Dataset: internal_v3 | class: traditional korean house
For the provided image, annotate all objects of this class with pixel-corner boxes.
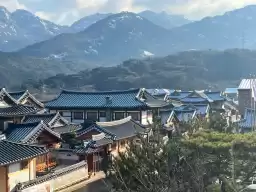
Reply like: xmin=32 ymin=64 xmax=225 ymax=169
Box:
xmin=3 ymin=121 xmax=62 ymax=172
xmin=146 ymin=89 xmax=173 ymax=100
xmin=45 ymin=88 xmax=172 ymax=125
xmin=166 ymin=90 xmax=225 ymax=112
xmin=22 ymin=112 xmax=82 ymax=134
xmin=8 ymin=90 xmax=44 ymax=110
xmin=75 ymin=116 xmax=149 ymax=173
xmin=0 ymin=104 xmax=38 ymax=132
xmin=237 ymin=108 xmax=256 ymax=133
xmin=0 ymin=139 xmax=48 ymax=192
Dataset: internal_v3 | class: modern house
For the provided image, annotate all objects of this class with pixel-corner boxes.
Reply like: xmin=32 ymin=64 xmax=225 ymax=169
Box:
xmin=237 ymin=79 xmax=256 ymax=115
xmin=0 ymin=139 xmax=48 ymax=192
xmin=45 ymin=88 xmax=172 ymax=125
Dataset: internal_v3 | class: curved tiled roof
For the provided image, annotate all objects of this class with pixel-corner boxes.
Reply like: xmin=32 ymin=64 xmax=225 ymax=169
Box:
xmin=5 ymin=121 xmax=61 ymax=144
xmin=8 ymin=90 xmax=26 ymax=100
xmin=45 ymin=89 xmax=147 ymax=109
xmin=0 ymin=140 xmax=48 ymax=166
xmin=22 ymin=113 xmax=57 ymax=125
xmin=0 ymin=104 xmax=38 ymax=117
xmin=96 ymin=116 xmax=147 ymax=140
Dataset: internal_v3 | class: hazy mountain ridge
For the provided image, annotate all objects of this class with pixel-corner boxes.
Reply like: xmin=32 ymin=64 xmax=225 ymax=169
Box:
xmin=27 ymin=49 xmax=253 ymax=91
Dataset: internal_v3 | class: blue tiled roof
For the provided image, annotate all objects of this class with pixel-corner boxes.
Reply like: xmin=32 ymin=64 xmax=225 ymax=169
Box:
xmin=5 ymin=122 xmax=41 ymax=143
xmin=5 ymin=121 xmax=61 ymax=143
xmin=174 ymin=104 xmax=209 ymax=115
xmin=238 ymin=108 xmax=256 ymax=129
xmin=0 ymin=140 xmax=48 ymax=166
xmin=22 ymin=113 xmax=56 ymax=125
xmin=167 ymin=91 xmax=191 ymax=100
xmin=45 ymin=89 xmax=147 ymax=109
xmin=205 ymin=91 xmax=225 ymax=101
xmin=180 ymin=97 xmax=208 ymax=103
xmin=8 ymin=91 xmax=26 ymax=100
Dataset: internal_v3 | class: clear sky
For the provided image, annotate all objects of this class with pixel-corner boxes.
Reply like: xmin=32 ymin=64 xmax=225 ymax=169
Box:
xmin=1 ymin=0 xmax=256 ymax=25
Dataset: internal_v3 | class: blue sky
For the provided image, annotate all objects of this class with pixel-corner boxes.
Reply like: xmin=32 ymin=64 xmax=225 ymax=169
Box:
xmin=1 ymin=0 xmax=256 ymax=25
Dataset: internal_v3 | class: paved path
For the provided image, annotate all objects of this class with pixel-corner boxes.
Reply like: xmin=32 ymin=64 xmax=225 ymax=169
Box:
xmin=58 ymin=172 xmax=109 ymax=192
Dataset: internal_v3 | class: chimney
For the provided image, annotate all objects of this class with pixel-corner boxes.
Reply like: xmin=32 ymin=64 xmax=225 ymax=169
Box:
xmin=105 ymin=96 xmax=112 ymax=104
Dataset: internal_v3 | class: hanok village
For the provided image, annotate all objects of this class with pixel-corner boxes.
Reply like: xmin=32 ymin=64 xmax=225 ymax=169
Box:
xmin=0 ymin=79 xmax=255 ymax=192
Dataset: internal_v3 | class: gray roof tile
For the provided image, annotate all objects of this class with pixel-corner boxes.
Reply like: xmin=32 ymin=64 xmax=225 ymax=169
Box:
xmin=0 ymin=140 xmax=48 ymax=166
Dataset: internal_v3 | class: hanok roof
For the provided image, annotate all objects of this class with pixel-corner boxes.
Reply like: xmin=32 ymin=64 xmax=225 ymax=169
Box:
xmin=167 ymin=109 xmax=197 ymax=123
xmin=8 ymin=90 xmax=26 ymax=100
xmin=137 ymin=88 xmax=173 ymax=108
xmin=175 ymin=104 xmax=209 ymax=115
xmin=45 ymin=89 xmax=147 ymax=109
xmin=76 ymin=122 xmax=116 ymax=139
xmin=0 ymin=104 xmax=38 ymax=117
xmin=238 ymin=79 xmax=256 ymax=90
xmin=0 ymin=88 xmax=18 ymax=105
xmin=237 ymin=108 xmax=256 ymax=129
xmin=0 ymin=140 xmax=48 ymax=166
xmin=11 ymin=90 xmax=44 ymax=108
xmin=224 ymin=88 xmax=238 ymax=94
xmin=45 ymin=88 xmax=171 ymax=109
xmin=22 ymin=112 xmax=69 ymax=127
xmin=167 ymin=90 xmax=224 ymax=103
xmin=96 ymin=116 xmax=148 ymax=140
xmin=52 ymin=124 xmax=82 ymax=134
xmin=146 ymin=89 xmax=172 ymax=96
xmin=167 ymin=91 xmax=191 ymax=100
xmin=4 ymin=121 xmax=61 ymax=144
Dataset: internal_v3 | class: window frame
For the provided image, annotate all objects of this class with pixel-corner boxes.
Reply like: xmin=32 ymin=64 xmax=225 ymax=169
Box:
xmin=114 ymin=112 xmax=125 ymax=120
xmin=73 ymin=111 xmax=84 ymax=120
xmin=86 ymin=111 xmax=98 ymax=121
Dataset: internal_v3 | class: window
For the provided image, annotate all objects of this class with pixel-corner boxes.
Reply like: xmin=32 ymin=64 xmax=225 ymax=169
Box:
xmin=87 ymin=112 xmax=98 ymax=121
xmin=99 ymin=112 xmax=106 ymax=117
xmin=20 ymin=160 xmax=29 ymax=170
xmin=127 ymin=112 xmax=140 ymax=121
xmin=73 ymin=112 xmax=84 ymax=120
xmin=114 ymin=112 xmax=125 ymax=120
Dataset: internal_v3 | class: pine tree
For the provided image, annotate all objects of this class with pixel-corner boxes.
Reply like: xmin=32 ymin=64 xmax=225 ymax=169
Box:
xmin=106 ymin=117 xmax=208 ymax=192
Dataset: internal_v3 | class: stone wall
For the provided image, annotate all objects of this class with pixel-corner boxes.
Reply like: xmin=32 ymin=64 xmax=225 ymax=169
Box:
xmin=15 ymin=161 xmax=88 ymax=192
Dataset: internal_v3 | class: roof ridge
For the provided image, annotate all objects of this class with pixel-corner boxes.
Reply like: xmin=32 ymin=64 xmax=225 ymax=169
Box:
xmin=96 ymin=116 xmax=132 ymax=127
xmin=24 ymin=113 xmax=56 ymax=117
xmin=1 ymin=139 xmax=47 ymax=149
xmin=9 ymin=121 xmax=41 ymax=127
xmin=61 ymin=88 xmax=141 ymax=94
xmin=8 ymin=90 xmax=26 ymax=94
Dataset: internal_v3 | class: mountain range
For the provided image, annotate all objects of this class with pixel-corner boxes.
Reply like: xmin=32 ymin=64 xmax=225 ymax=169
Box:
xmin=0 ymin=7 xmax=190 ymax=52
xmin=27 ymin=49 xmax=253 ymax=92
xmin=17 ymin=5 xmax=256 ymax=65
